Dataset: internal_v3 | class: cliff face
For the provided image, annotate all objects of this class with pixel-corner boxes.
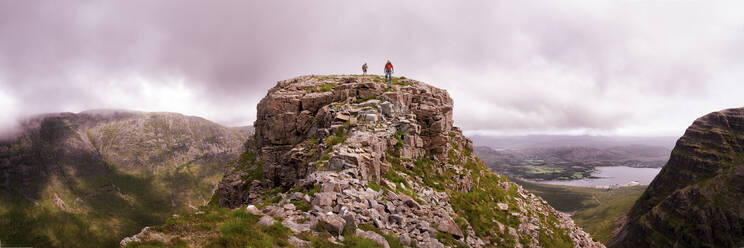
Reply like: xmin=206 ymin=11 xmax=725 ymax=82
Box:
xmin=120 ymin=75 xmax=601 ymax=248
xmin=0 ymin=110 xmax=248 ymax=247
xmin=218 ymin=75 xmax=462 ymax=207
xmin=610 ymin=108 xmax=744 ymax=247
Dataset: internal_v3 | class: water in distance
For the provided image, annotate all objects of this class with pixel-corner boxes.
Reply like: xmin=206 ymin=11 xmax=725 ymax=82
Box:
xmin=533 ymin=166 xmax=662 ymax=187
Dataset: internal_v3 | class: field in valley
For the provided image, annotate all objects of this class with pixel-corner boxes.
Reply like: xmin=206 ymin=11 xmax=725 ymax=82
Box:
xmin=513 ymin=179 xmax=646 ymax=244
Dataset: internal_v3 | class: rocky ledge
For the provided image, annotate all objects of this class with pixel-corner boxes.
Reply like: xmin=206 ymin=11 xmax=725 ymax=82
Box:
xmin=123 ymin=75 xmax=602 ymax=248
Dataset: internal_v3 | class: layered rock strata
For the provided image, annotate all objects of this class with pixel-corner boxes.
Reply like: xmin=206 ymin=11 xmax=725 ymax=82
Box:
xmin=610 ymin=108 xmax=744 ymax=247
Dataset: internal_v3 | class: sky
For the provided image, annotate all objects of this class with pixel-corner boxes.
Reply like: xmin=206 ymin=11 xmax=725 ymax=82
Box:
xmin=1 ymin=0 xmax=743 ymax=137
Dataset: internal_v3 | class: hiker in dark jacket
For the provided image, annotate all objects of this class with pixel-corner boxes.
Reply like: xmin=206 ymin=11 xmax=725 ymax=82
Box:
xmin=384 ymin=60 xmax=394 ymax=85
xmin=362 ymin=62 xmax=368 ymax=75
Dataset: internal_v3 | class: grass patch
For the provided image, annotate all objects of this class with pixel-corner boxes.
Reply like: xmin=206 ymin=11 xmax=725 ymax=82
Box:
xmin=291 ymin=199 xmax=311 ymax=212
xmin=514 ymin=179 xmax=647 ymax=243
xmin=368 ymin=181 xmax=382 ymax=192
xmin=325 ymin=128 xmax=349 ymax=148
xmin=319 ymin=83 xmax=335 ymax=92
xmin=392 ymin=78 xmax=411 ymax=86
xmin=436 ymin=231 xmax=468 ymax=248
xmin=305 ymin=83 xmax=335 ymax=93
xmin=357 ymin=223 xmax=405 ymax=248
xmin=308 ymin=185 xmax=322 ymax=196
xmin=125 ymin=207 xmax=293 ymax=248
xmin=355 ymin=95 xmax=377 ymax=104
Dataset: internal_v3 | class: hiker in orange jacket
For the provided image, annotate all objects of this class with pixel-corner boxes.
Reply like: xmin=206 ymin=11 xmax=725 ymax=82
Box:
xmin=384 ymin=60 xmax=394 ymax=85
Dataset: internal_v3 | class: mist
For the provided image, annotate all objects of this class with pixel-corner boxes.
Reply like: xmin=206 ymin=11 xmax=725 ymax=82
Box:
xmin=1 ymin=0 xmax=743 ymax=137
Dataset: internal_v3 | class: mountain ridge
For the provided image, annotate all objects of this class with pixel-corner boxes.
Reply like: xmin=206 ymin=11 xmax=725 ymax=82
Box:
xmin=123 ymin=75 xmax=603 ymax=248
xmin=609 ymin=107 xmax=744 ymax=247
xmin=0 ymin=110 xmax=250 ymax=247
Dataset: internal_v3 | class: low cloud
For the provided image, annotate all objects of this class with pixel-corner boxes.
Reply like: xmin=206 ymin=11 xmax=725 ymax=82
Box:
xmin=1 ymin=0 xmax=743 ymax=136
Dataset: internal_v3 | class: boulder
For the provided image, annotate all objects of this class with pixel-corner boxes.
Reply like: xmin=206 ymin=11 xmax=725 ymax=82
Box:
xmin=399 ymin=195 xmax=421 ymax=210
xmin=436 ymin=217 xmax=464 ymax=238
xmin=497 ymin=203 xmax=509 ymax=211
xmin=312 ymin=192 xmax=337 ymax=207
xmin=245 ymin=205 xmax=262 ymax=215
xmin=258 ymin=215 xmax=276 ymax=227
xmin=289 ymin=236 xmax=311 ymax=248
xmin=361 ymin=113 xmax=379 ymax=122
xmin=426 ymin=237 xmax=446 ymax=248
xmin=389 ymin=214 xmax=405 ymax=225
xmin=398 ymin=233 xmax=412 ymax=246
xmin=319 ymin=214 xmax=346 ymax=236
xmin=380 ymin=101 xmax=395 ymax=117
xmin=355 ymin=229 xmax=390 ymax=248
xmin=283 ymin=219 xmax=311 ymax=234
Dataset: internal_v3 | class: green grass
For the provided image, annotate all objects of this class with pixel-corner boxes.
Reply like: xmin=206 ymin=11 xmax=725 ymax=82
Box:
xmin=124 ymin=207 xmax=293 ymax=247
xmin=357 ymin=223 xmax=405 ymax=248
xmin=319 ymin=83 xmax=335 ymax=92
xmin=0 ymin=158 xmax=184 ymax=248
xmin=391 ymin=78 xmax=411 ymax=87
xmin=355 ymin=95 xmax=377 ymax=104
xmin=514 ymin=179 xmax=647 ymax=243
xmin=0 ymin=112 xmax=241 ymax=247
xmin=382 ymin=137 xmax=574 ymax=247
xmin=367 ymin=181 xmax=382 ymax=191
xmin=325 ymin=128 xmax=349 ymax=148
xmin=436 ymin=231 xmax=468 ymax=248
xmin=291 ymin=199 xmax=311 ymax=212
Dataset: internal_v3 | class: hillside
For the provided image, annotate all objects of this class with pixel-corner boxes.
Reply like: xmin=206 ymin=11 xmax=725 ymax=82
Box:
xmin=0 ymin=110 xmax=250 ymax=247
xmin=514 ymin=179 xmax=646 ymax=244
xmin=609 ymin=107 xmax=744 ymax=247
xmin=123 ymin=75 xmax=603 ymax=248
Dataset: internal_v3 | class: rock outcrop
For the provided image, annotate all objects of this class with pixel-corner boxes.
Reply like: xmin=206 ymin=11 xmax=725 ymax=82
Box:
xmin=609 ymin=108 xmax=744 ymax=247
xmin=126 ymin=75 xmax=602 ymax=247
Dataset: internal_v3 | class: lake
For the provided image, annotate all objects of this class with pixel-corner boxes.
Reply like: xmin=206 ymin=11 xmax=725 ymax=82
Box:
xmin=534 ymin=166 xmax=662 ymax=187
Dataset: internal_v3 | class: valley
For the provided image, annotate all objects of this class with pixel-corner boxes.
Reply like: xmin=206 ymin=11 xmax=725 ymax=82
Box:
xmin=473 ymin=136 xmax=671 ymax=245
xmin=513 ymin=179 xmax=646 ymax=244
xmin=475 ymin=144 xmax=669 ymax=182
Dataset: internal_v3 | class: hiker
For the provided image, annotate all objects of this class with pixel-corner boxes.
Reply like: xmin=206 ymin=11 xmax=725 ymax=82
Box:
xmin=362 ymin=62 xmax=368 ymax=75
xmin=384 ymin=60 xmax=394 ymax=85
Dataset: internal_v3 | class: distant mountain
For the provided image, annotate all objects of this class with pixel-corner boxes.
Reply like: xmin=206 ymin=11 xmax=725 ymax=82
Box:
xmin=609 ymin=108 xmax=744 ymax=247
xmin=469 ymin=134 xmax=678 ymax=150
xmin=0 ymin=110 xmax=250 ymax=247
xmin=475 ymin=144 xmax=670 ymax=181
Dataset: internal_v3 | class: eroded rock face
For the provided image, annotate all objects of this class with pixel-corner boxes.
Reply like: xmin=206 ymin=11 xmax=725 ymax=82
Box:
xmin=610 ymin=108 xmax=744 ymax=248
xmin=208 ymin=75 xmax=602 ymax=247
xmin=246 ymin=76 xmax=459 ymax=189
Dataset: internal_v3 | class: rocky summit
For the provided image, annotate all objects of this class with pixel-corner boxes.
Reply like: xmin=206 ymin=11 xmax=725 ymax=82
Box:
xmin=123 ymin=75 xmax=602 ymax=248
xmin=610 ymin=108 xmax=744 ymax=247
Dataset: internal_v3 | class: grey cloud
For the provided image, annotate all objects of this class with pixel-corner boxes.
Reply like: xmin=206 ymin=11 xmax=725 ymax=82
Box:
xmin=1 ymin=0 xmax=743 ymax=136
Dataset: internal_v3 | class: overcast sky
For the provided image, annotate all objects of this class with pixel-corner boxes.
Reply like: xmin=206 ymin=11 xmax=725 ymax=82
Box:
xmin=1 ymin=0 xmax=743 ymax=137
